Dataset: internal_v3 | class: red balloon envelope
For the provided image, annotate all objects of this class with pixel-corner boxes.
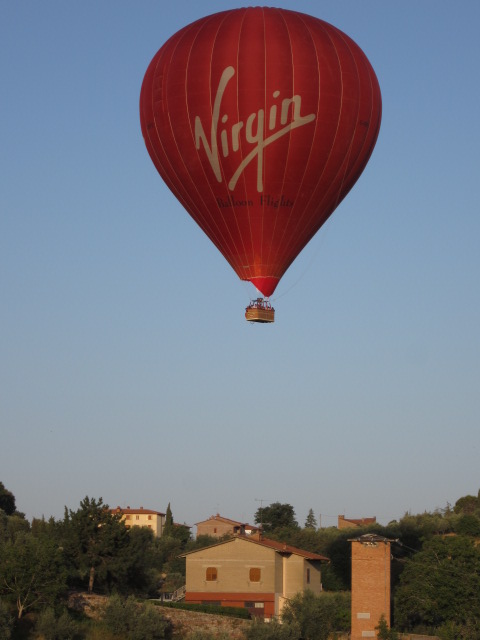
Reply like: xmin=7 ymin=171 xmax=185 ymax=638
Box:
xmin=140 ymin=7 xmax=381 ymax=298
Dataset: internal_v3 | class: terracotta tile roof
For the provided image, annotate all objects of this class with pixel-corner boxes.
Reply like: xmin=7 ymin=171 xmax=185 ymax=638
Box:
xmin=181 ymin=533 xmax=329 ymax=562
xmin=245 ymin=536 xmax=329 ymax=561
xmin=195 ymin=513 xmax=259 ymax=530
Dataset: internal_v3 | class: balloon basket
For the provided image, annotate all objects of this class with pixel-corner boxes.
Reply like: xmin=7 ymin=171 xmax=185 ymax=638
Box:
xmin=245 ymin=298 xmax=275 ymax=323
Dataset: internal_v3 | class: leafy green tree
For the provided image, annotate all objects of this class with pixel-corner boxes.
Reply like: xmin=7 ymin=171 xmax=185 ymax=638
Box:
xmin=395 ymin=535 xmax=480 ymax=634
xmin=454 ymin=493 xmax=479 ymax=515
xmin=61 ymin=496 xmax=129 ymax=593
xmin=281 ymin=590 xmax=350 ymax=640
xmin=304 ymin=509 xmax=317 ymax=529
xmin=163 ymin=503 xmax=174 ymax=537
xmin=0 ymin=531 xmax=67 ymax=619
xmin=170 ymin=522 xmax=191 ymax=544
xmin=321 ymin=530 xmax=353 ymax=590
xmin=0 ymin=484 xmax=15 ymax=517
xmin=376 ymin=614 xmax=399 ymax=639
xmin=35 ymin=607 xmax=79 ymax=640
xmin=0 ymin=502 xmax=29 ymax=549
xmin=254 ymin=503 xmax=298 ymax=533
xmin=436 ymin=618 xmax=480 ymax=640
xmin=453 ymin=514 xmax=480 ymax=536
xmin=115 ymin=525 xmax=161 ymax=595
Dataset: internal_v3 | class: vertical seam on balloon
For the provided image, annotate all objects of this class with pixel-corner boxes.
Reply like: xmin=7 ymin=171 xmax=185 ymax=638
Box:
xmin=142 ymin=37 xmax=202 ymax=223
xmin=177 ymin=15 xmax=239 ymax=263
xmin=183 ymin=8 xmax=252 ymax=282
xmin=233 ymin=8 xmax=253 ymax=282
xmin=162 ymin=12 xmax=249 ymax=280
xmin=274 ymin=11 xmax=328 ymax=278
xmin=260 ymin=7 xmax=267 ymax=277
xmin=339 ymin=45 xmax=381 ymax=199
xmin=143 ymin=22 xmax=233 ymax=262
xmin=271 ymin=16 xmax=343 ymax=276
xmin=192 ymin=10 xmax=252 ymax=279
xmin=263 ymin=8 xmax=295 ymax=280
xmin=277 ymin=22 xmax=360 ymax=272
xmin=279 ymin=19 xmax=340 ymax=266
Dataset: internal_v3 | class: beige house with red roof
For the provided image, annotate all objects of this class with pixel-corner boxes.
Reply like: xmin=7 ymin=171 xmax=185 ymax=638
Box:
xmin=181 ymin=532 xmax=328 ymax=618
xmin=195 ymin=513 xmax=260 ymax=538
xmin=338 ymin=515 xmax=376 ymax=529
xmin=111 ymin=506 xmax=166 ymax=537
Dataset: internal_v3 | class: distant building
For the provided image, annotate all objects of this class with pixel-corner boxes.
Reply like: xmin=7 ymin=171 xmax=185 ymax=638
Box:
xmin=338 ymin=515 xmax=376 ymax=529
xmin=181 ymin=532 xmax=329 ymax=618
xmin=195 ymin=513 xmax=260 ymax=538
xmin=350 ymin=533 xmax=394 ymax=639
xmin=111 ymin=506 xmax=165 ymax=537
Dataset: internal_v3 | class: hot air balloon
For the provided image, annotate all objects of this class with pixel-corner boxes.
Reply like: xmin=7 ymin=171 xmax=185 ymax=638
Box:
xmin=140 ymin=7 xmax=381 ymax=323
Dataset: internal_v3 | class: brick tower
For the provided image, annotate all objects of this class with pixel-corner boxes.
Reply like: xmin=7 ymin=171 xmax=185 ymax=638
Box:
xmin=350 ymin=533 xmax=394 ymax=639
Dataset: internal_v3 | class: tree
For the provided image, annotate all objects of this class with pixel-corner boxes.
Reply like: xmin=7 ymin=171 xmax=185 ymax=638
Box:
xmin=454 ymin=493 xmax=479 ymax=515
xmin=375 ymin=614 xmax=399 ymax=639
xmin=453 ymin=514 xmax=480 ymax=536
xmin=35 ymin=607 xmax=79 ymax=640
xmin=163 ymin=503 xmax=174 ymax=537
xmin=61 ymin=496 xmax=129 ymax=593
xmin=0 ymin=484 xmax=15 ymax=517
xmin=395 ymin=535 xmax=480 ymax=636
xmin=254 ymin=502 xmax=298 ymax=533
xmin=304 ymin=509 xmax=317 ymax=529
xmin=115 ymin=525 xmax=161 ymax=595
xmin=0 ymin=531 xmax=67 ymax=619
xmin=281 ymin=590 xmax=350 ymax=640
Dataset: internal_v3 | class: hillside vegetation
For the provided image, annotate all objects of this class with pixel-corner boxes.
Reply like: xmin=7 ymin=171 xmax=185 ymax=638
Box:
xmin=1 ymin=483 xmax=480 ymax=639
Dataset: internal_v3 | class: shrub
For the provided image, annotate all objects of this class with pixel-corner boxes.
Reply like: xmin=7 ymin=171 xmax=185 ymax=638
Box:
xmin=375 ymin=614 xmax=399 ymax=640
xmin=35 ymin=607 xmax=79 ymax=640
xmin=102 ymin=595 xmax=172 ymax=640
xmin=244 ymin=618 xmax=300 ymax=640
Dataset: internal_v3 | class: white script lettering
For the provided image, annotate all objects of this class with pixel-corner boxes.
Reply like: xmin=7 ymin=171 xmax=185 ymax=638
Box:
xmin=194 ymin=66 xmax=316 ymax=192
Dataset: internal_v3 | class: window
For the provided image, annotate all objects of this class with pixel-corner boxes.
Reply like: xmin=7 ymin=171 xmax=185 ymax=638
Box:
xmin=249 ymin=567 xmax=261 ymax=582
xmin=125 ymin=515 xmax=131 ymax=520
xmin=136 ymin=515 xmax=139 ymax=520
xmin=306 ymin=568 xmax=311 ymax=584
xmin=148 ymin=515 xmax=152 ymax=520
xmin=206 ymin=567 xmax=217 ymax=581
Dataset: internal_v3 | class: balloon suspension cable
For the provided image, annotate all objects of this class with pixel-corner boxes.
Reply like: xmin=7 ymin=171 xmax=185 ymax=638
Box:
xmin=245 ymin=297 xmax=275 ymax=324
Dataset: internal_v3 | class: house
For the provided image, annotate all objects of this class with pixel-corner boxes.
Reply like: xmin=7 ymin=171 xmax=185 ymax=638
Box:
xmin=338 ymin=515 xmax=376 ymax=529
xmin=181 ymin=532 xmax=329 ymax=618
xmin=195 ymin=513 xmax=260 ymax=538
xmin=111 ymin=506 xmax=166 ymax=537
xmin=350 ymin=533 xmax=394 ymax=640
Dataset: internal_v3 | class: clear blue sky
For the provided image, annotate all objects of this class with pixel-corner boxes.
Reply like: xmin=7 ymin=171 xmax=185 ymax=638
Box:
xmin=1 ymin=1 xmax=479 ymax=529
